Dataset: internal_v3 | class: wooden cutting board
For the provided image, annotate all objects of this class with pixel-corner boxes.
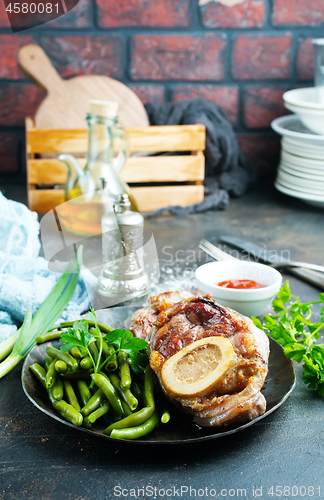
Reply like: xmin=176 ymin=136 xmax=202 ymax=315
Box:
xmin=18 ymin=44 xmax=149 ymax=129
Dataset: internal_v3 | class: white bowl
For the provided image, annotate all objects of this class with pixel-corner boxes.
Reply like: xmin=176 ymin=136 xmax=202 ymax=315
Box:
xmin=195 ymin=261 xmax=282 ymax=317
xmin=283 ymin=87 xmax=324 ymax=110
xmin=284 ymin=102 xmax=324 ymax=135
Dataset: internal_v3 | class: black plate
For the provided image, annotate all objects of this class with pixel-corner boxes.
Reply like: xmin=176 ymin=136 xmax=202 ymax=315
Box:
xmin=22 ymin=306 xmax=296 ymax=444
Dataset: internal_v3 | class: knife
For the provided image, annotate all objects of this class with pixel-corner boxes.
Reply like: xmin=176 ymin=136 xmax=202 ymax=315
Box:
xmin=220 ymin=235 xmax=324 ymax=290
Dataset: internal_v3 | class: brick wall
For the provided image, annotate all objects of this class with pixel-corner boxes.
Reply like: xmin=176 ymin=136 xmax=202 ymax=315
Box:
xmin=0 ymin=0 xmax=322 ymax=181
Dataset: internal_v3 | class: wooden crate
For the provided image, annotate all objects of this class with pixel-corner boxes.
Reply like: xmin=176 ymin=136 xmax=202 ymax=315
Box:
xmin=26 ymin=117 xmax=205 ymax=213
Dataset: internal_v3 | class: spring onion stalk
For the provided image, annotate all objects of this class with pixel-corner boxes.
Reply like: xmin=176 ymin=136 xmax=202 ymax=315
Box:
xmin=0 ymin=312 xmax=32 ymax=378
xmin=0 ymin=260 xmax=75 ymax=360
xmin=0 ymin=246 xmax=83 ymax=379
xmin=0 ymin=328 xmax=21 ymax=362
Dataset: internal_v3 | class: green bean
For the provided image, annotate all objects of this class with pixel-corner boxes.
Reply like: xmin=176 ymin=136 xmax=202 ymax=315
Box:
xmin=69 ymin=346 xmax=83 ymax=359
xmin=83 ymin=415 xmax=92 ymax=428
xmin=59 ymin=369 xmax=93 ymax=380
xmin=109 ymin=410 xmax=159 ymax=440
xmin=35 ymin=331 xmax=62 ymax=344
xmin=122 ymin=388 xmax=138 ymax=411
xmin=101 ymin=339 xmax=112 ymax=358
xmin=76 ymin=380 xmax=91 ymax=407
xmin=154 ymin=383 xmax=170 ymax=423
xmin=103 ymin=405 xmax=155 ymax=435
xmin=121 ymin=401 xmax=132 ymax=416
xmin=143 ymin=365 xmax=154 ymax=408
xmin=88 ymin=402 xmax=110 ymax=424
xmin=60 ymin=319 xmax=113 ymax=334
xmin=47 ymin=386 xmax=57 ymax=405
xmin=91 ymin=373 xmax=124 ymax=419
xmin=109 ymin=373 xmax=138 ymax=411
xmin=80 ymin=347 xmax=88 ymax=357
xmin=104 ymin=356 xmax=118 ymax=372
xmin=130 ymin=380 xmax=143 ymax=400
xmin=80 ymin=357 xmax=92 ymax=370
xmin=29 ymin=363 xmax=46 ymax=388
xmin=53 ymin=400 xmax=83 ymax=426
xmin=81 ymin=388 xmax=106 ymax=416
xmin=63 ymin=380 xmax=81 ymax=411
xmin=88 ymin=342 xmax=99 ymax=364
xmin=118 ymin=352 xmax=131 ymax=390
xmin=161 ymin=408 xmax=170 ymax=424
xmin=52 ymin=379 xmax=64 ymax=401
xmin=44 ymin=356 xmax=52 ymax=371
xmin=46 ymin=346 xmax=78 ymax=371
xmin=101 ymin=341 xmax=118 ymax=370
xmin=45 ymin=359 xmax=57 ymax=389
xmin=54 ymin=360 xmax=68 ymax=374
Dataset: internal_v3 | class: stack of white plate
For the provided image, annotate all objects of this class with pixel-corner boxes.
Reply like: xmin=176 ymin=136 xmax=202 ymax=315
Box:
xmin=271 ymin=115 xmax=324 ymax=208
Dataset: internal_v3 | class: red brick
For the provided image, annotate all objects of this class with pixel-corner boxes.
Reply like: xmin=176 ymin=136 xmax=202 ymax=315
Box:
xmin=244 ymin=87 xmax=290 ymax=129
xmin=0 ymin=86 xmax=44 ymax=127
xmin=273 ymin=0 xmax=324 ymax=25
xmin=0 ymin=1 xmax=10 ymax=27
xmin=131 ymin=34 xmax=226 ymax=81
xmin=42 ymin=0 xmax=91 ymax=28
xmin=0 ymin=34 xmax=122 ymax=81
xmin=0 ymin=35 xmax=33 ymax=80
xmin=38 ymin=35 xmax=123 ymax=78
xmin=297 ymin=38 xmax=314 ymax=80
xmin=232 ymin=34 xmax=292 ymax=80
xmin=0 ymin=133 xmax=20 ymax=175
xmin=200 ymin=0 xmax=266 ymax=28
xmin=97 ymin=0 xmax=190 ymax=27
xmin=238 ymin=135 xmax=280 ymax=177
xmin=172 ymin=85 xmax=238 ymax=124
xmin=129 ymin=85 xmax=165 ymax=104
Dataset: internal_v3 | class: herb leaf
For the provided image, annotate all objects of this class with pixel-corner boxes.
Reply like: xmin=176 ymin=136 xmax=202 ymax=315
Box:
xmin=103 ymin=329 xmax=148 ymax=374
xmin=59 ymin=311 xmax=149 ymax=378
xmin=60 ymin=320 xmax=96 ymax=353
xmin=253 ymin=281 xmax=324 ymax=396
xmin=104 ymin=329 xmax=148 ymax=355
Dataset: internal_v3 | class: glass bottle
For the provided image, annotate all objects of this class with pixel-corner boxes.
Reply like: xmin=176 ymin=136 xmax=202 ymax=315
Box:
xmin=312 ymin=39 xmax=324 ymax=104
xmin=58 ymin=100 xmax=136 ymax=236
xmin=98 ymin=190 xmax=148 ymax=303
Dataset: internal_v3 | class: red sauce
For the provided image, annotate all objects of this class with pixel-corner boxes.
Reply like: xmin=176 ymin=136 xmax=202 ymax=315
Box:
xmin=216 ymin=279 xmax=266 ymax=289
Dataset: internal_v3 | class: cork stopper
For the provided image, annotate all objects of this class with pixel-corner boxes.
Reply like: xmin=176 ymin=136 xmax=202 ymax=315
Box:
xmin=90 ymin=100 xmax=119 ymax=118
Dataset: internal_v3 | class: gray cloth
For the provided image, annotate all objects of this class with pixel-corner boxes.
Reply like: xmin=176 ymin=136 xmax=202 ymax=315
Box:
xmin=145 ymin=99 xmax=256 ymax=217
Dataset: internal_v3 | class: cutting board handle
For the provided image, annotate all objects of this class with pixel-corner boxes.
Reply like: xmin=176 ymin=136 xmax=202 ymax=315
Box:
xmin=18 ymin=44 xmax=63 ymax=92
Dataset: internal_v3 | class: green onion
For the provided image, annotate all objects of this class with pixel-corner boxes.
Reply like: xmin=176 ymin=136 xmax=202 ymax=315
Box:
xmin=0 ymin=246 xmax=83 ymax=379
xmin=0 ymin=312 xmax=32 ymax=378
xmin=0 ymin=329 xmax=21 ymax=362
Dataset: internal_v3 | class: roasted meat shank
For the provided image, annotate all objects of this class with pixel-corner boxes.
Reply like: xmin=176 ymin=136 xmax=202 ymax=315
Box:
xmin=130 ymin=292 xmax=269 ymax=428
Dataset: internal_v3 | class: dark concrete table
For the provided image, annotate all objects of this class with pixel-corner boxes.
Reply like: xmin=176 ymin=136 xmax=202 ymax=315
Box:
xmin=1 ymin=184 xmax=324 ymax=499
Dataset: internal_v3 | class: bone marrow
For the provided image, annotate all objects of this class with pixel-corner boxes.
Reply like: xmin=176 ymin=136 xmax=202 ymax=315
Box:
xmin=160 ymin=336 xmax=236 ymax=398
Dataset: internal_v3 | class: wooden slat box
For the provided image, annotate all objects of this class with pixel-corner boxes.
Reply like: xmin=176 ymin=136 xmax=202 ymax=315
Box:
xmin=26 ymin=117 xmax=205 ymax=213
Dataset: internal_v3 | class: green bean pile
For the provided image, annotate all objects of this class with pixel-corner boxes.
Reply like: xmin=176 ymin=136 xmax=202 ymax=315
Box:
xmin=29 ymin=327 xmax=170 ymax=440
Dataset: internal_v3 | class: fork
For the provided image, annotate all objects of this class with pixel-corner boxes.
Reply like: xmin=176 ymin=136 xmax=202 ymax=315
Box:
xmin=199 ymin=239 xmax=239 ymax=262
xmin=199 ymin=238 xmax=324 ymax=273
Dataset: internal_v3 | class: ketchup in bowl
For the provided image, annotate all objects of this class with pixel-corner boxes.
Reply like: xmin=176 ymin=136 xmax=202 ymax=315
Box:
xmin=216 ymin=279 xmax=266 ymax=290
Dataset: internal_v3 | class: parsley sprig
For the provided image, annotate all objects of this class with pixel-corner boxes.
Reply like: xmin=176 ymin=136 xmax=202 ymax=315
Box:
xmin=59 ymin=308 xmax=148 ymax=380
xmin=252 ymin=281 xmax=324 ymax=395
